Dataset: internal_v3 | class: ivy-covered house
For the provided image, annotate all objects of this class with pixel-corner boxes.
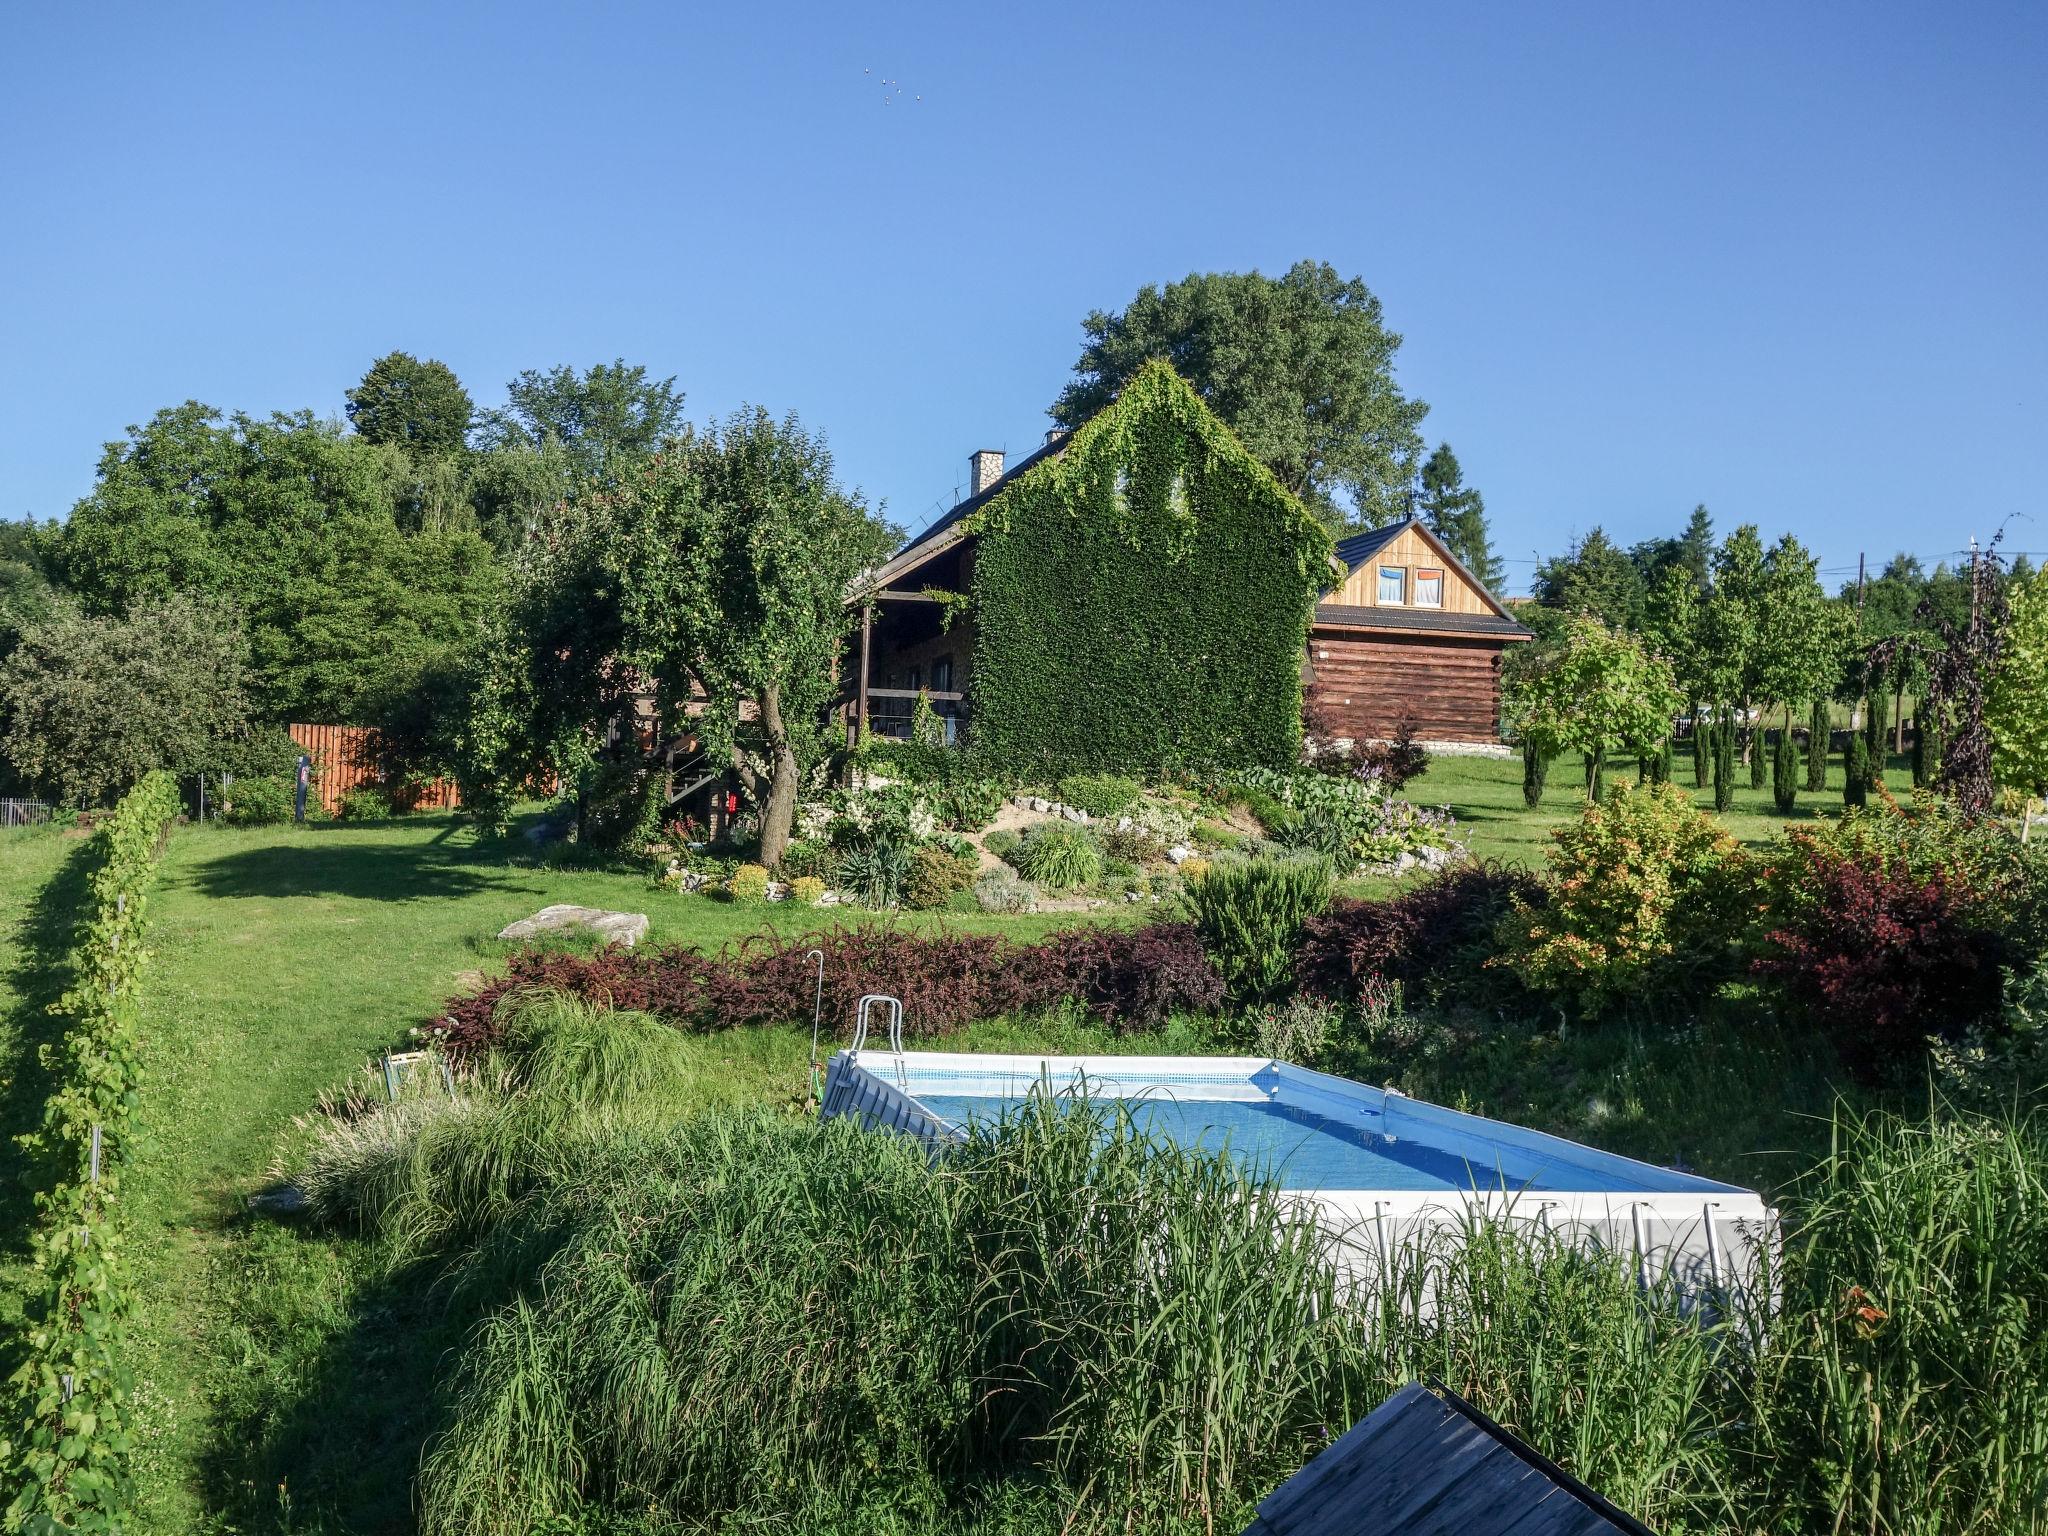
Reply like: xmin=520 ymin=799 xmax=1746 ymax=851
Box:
xmin=846 ymin=362 xmax=1526 ymax=773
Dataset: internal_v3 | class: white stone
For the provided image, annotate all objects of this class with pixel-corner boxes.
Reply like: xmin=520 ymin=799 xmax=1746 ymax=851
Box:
xmin=1165 ymin=844 xmax=1194 ymax=864
xmin=497 ymin=904 xmax=649 ymax=948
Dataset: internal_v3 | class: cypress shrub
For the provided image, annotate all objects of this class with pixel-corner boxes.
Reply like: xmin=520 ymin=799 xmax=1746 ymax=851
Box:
xmin=1773 ymin=729 xmax=1799 ymax=814
xmin=1713 ymin=720 xmax=1736 ymax=812
xmin=1844 ymin=734 xmax=1869 ymax=808
xmin=1865 ymin=689 xmax=1890 ymax=784
xmin=1658 ymin=735 xmax=1676 ymax=787
xmin=1582 ymin=746 xmax=1607 ymax=802
xmin=1691 ymin=712 xmax=1709 ymax=788
xmin=1805 ymin=699 xmax=1829 ymax=791
xmin=1749 ymin=728 xmax=1767 ymax=789
xmin=1521 ymin=738 xmax=1549 ymax=808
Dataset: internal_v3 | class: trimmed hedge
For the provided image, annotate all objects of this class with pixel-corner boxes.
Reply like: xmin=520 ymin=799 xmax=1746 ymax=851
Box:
xmin=437 ymin=922 xmax=1225 ymax=1055
xmin=964 ymin=362 xmax=1332 ymax=776
xmin=4 ymin=771 xmax=181 ymax=1531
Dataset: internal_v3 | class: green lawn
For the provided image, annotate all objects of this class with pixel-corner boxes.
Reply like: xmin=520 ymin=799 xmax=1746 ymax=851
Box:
xmin=0 ymin=762 xmax=1888 ymax=1532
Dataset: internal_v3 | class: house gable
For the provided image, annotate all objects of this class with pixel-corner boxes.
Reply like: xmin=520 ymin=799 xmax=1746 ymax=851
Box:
xmin=1325 ymin=516 xmax=1519 ymax=624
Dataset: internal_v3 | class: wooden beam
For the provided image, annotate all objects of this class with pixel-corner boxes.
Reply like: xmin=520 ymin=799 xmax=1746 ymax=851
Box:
xmin=865 ymin=687 xmax=966 ymax=701
xmin=875 ymin=588 xmax=947 ymax=603
xmin=856 ymin=605 xmax=871 ymax=736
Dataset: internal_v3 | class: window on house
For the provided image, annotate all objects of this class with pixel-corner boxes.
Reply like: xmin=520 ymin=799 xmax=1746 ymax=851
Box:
xmin=933 ymin=656 xmax=953 ymax=692
xmin=906 ymin=665 xmax=922 ymax=691
xmin=1414 ymin=568 xmax=1444 ymax=607
xmin=1377 ymin=565 xmax=1407 ymax=604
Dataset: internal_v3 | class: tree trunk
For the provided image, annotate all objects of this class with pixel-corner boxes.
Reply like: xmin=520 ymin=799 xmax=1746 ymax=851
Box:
xmin=1894 ymin=679 xmax=1905 ymax=755
xmin=756 ymin=682 xmax=799 ymax=869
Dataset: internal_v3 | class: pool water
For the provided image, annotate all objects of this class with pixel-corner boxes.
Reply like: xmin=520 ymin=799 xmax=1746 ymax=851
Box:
xmin=911 ymin=1088 xmax=1660 ymax=1195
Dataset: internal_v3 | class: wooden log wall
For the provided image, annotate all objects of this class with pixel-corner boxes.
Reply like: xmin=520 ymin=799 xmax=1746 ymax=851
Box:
xmin=1306 ymin=629 xmax=1506 ymax=743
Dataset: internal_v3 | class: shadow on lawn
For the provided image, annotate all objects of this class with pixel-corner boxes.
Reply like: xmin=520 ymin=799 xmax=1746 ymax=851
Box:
xmin=198 ymin=1221 xmax=465 ymax=1535
xmin=188 ymin=828 xmax=548 ymax=906
xmin=0 ymin=838 xmax=100 ymax=1265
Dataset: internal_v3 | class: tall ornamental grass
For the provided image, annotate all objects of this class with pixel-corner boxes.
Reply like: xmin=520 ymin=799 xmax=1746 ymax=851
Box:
xmin=297 ymin=992 xmax=2048 ymax=1535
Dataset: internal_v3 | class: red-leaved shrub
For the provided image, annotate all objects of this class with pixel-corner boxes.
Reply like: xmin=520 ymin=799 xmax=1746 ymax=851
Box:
xmin=436 ymin=922 xmax=1222 ymax=1056
xmin=1296 ymin=862 xmax=1543 ymax=1005
xmin=1755 ymin=852 xmax=2010 ymax=1081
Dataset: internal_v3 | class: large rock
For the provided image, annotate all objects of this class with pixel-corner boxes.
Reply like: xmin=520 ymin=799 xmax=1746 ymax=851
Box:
xmin=497 ymin=904 xmax=649 ymax=948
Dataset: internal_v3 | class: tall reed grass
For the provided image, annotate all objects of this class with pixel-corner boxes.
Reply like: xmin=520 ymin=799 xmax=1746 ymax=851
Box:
xmin=295 ymin=993 xmax=2048 ymax=1535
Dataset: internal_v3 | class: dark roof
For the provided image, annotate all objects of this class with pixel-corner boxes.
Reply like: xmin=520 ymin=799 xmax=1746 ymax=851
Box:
xmin=1315 ymin=602 xmax=1532 ymax=639
xmin=1243 ymin=1381 xmax=1656 ymax=1536
xmin=889 ymin=432 xmax=1072 ymax=561
xmin=1332 ymin=517 xmax=1415 ymax=571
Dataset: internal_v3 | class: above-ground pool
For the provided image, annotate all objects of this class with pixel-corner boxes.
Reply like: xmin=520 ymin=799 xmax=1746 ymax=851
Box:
xmin=821 ymin=1050 xmax=1777 ymax=1303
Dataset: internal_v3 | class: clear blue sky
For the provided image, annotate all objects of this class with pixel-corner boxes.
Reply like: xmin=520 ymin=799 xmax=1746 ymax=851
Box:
xmin=4 ymin=2 xmax=2043 ymax=592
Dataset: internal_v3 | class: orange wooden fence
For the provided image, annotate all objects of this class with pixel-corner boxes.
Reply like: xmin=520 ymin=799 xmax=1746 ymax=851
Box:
xmin=288 ymin=724 xmax=461 ymax=815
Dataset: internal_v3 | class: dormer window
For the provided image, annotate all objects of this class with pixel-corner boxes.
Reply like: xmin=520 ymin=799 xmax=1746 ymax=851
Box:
xmin=1377 ymin=565 xmax=1406 ymax=604
xmin=1414 ymin=568 xmax=1444 ymax=608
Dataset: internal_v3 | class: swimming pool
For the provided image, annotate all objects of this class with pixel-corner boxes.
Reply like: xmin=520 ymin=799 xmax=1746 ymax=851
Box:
xmin=821 ymin=1050 xmax=1777 ymax=1302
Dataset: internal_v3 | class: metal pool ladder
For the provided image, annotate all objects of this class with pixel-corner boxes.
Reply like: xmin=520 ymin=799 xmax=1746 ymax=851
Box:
xmin=850 ymin=993 xmax=907 ymax=1089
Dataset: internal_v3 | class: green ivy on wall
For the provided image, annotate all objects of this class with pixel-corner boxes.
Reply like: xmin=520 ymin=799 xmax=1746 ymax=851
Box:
xmin=964 ymin=361 xmax=1332 ymax=777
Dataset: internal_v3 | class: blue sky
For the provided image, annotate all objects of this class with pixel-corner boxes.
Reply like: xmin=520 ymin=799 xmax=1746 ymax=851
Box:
xmin=3 ymin=1 xmax=2043 ymax=593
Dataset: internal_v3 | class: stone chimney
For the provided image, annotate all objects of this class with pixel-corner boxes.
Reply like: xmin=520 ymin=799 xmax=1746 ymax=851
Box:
xmin=969 ymin=448 xmax=1005 ymax=497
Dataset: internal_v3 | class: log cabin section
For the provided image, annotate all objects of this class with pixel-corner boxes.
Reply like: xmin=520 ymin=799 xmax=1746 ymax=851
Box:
xmin=1311 ymin=516 xmax=1532 ymax=746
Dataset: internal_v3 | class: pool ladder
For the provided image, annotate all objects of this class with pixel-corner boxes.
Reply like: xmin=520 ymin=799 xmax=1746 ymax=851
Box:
xmin=850 ymin=993 xmax=907 ymax=1090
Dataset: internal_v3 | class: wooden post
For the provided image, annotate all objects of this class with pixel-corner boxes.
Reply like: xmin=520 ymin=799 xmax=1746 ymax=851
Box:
xmin=856 ymin=604 xmax=872 ymax=738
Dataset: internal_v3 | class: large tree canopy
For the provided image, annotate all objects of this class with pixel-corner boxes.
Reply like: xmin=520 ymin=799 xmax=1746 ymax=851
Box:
xmin=0 ymin=594 xmax=250 ymax=804
xmin=1990 ymin=565 xmax=2048 ymax=797
xmin=1503 ymin=614 xmax=1681 ymax=797
xmin=1532 ymin=527 xmax=1647 ymax=633
xmin=1050 ymin=262 xmax=1429 ymax=528
xmin=346 ymin=351 xmax=474 ymax=455
xmin=59 ymin=405 xmax=500 ymax=722
xmin=478 ymin=360 xmax=687 ymax=485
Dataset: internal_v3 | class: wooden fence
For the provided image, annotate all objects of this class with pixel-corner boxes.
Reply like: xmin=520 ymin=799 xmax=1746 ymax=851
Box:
xmin=287 ymin=724 xmax=461 ymax=815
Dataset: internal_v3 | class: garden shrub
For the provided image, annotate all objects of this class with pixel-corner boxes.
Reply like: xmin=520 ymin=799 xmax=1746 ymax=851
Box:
xmin=1126 ymin=795 xmax=1197 ymax=848
xmin=1713 ymin=719 xmax=1736 ymax=812
xmin=972 ymin=868 xmax=1036 ymax=914
xmin=1056 ymin=773 xmax=1142 ymax=819
xmin=1098 ymin=822 xmax=1158 ymax=865
xmin=982 ymin=827 xmax=1021 ymax=863
xmin=1297 ymin=861 xmax=1545 ymax=1008
xmin=1247 ymin=994 xmax=1341 ymax=1066
xmin=1497 ymin=780 xmax=1754 ymax=1016
xmin=437 ymin=922 xmax=1222 ymax=1053
xmin=1753 ymin=797 xmax=2034 ymax=1080
xmin=1521 ymin=738 xmax=1549 ymax=808
xmin=337 ymin=784 xmax=391 ymax=820
xmin=1013 ymin=822 xmax=1102 ymax=890
xmin=1235 ymin=765 xmax=1459 ymax=871
xmin=965 ymin=362 xmax=1332 ymax=776
xmin=789 ymin=876 xmax=826 ymax=907
xmin=1186 ymin=855 xmax=1335 ymax=1003
xmin=727 ymin=863 xmax=770 ymax=904
xmin=837 ymin=840 xmax=912 ymax=908
xmin=1177 ymin=855 xmax=1212 ymax=884
xmin=1346 ymin=718 xmax=1429 ymax=790
xmin=778 ymin=836 xmax=841 ymax=884
xmin=225 ymin=773 xmax=296 ymax=825
xmin=937 ymin=778 xmax=1005 ymax=832
xmin=904 ymin=844 xmax=979 ymax=911
xmin=1772 ymin=728 xmax=1798 ymax=814
xmin=1844 ymin=734 xmax=1870 ymax=807
xmin=1806 ymin=699 xmax=1829 ymax=791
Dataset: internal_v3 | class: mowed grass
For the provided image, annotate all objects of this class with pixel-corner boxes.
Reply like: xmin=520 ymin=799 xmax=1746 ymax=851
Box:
xmin=0 ymin=809 xmax=1109 ymax=1534
xmin=1401 ymin=741 xmax=1908 ymax=871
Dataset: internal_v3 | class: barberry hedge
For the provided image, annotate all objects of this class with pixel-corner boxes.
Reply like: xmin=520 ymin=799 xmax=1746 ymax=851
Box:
xmin=4 ymin=772 xmax=181 ymax=1532
xmin=963 ymin=361 xmax=1332 ymax=777
xmin=436 ymin=921 xmax=1225 ymax=1056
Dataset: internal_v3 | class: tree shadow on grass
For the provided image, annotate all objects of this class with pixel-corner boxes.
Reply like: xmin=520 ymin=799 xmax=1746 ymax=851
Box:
xmin=0 ymin=837 xmax=100 ymax=1262
xmin=196 ymin=1219 xmax=466 ymax=1535
xmin=187 ymin=831 xmax=549 ymax=906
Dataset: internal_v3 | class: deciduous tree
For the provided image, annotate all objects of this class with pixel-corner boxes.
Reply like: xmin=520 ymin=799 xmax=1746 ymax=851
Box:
xmin=1050 ymin=262 xmax=1429 ymax=528
xmin=345 ymin=351 xmax=474 ymax=455
xmin=1990 ymin=565 xmax=2048 ymax=797
xmin=479 ymin=360 xmax=687 ymax=485
xmin=1503 ymin=615 xmax=1681 ymax=801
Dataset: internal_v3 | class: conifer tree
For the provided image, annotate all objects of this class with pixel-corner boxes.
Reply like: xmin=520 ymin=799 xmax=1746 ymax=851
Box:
xmin=1845 ymin=734 xmax=1870 ymax=808
xmin=1713 ymin=718 xmax=1736 ymax=812
xmin=1750 ymin=725 xmax=1767 ymax=789
xmin=1805 ymin=698 xmax=1829 ymax=791
xmin=1693 ymin=717 xmax=1710 ymax=788
xmin=1773 ymin=729 xmax=1798 ymax=813
xmin=1865 ymin=687 xmax=1890 ymax=785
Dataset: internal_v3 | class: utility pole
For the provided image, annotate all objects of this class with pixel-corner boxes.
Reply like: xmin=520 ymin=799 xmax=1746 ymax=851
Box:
xmin=1856 ymin=552 xmax=1866 ymax=608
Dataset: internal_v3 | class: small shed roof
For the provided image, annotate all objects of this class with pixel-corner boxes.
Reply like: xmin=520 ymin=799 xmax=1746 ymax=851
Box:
xmin=1242 ymin=1381 xmax=1656 ymax=1536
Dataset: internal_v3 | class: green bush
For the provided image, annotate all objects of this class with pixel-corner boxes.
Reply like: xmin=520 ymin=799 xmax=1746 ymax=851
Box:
xmin=337 ymin=784 xmax=392 ymax=820
xmin=727 ymin=863 xmax=771 ymax=904
xmin=1013 ymin=822 xmax=1102 ymax=890
xmin=5 ymin=772 xmax=181 ymax=1529
xmin=904 ymin=844 xmax=979 ymax=911
xmin=225 ymin=773 xmax=296 ymax=825
xmin=778 ymin=837 xmax=841 ymax=884
xmin=982 ymin=828 xmax=1020 ymax=863
xmin=1713 ymin=719 xmax=1736 ymax=812
xmin=838 ymin=840 xmax=913 ymax=908
xmin=1498 ymin=779 xmax=1754 ymax=1015
xmin=1099 ymin=822 xmax=1159 ymax=865
xmin=938 ymin=778 xmax=1006 ymax=832
xmin=789 ymin=875 xmax=827 ymax=907
xmin=1185 ymin=854 xmax=1335 ymax=1002
xmin=971 ymin=868 xmax=1037 ymax=913
xmin=1845 ymin=734 xmax=1870 ymax=808
xmin=1806 ymin=699 xmax=1829 ymax=791
xmin=1056 ymin=773 xmax=1142 ymax=819
xmin=1772 ymin=729 xmax=1798 ymax=814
